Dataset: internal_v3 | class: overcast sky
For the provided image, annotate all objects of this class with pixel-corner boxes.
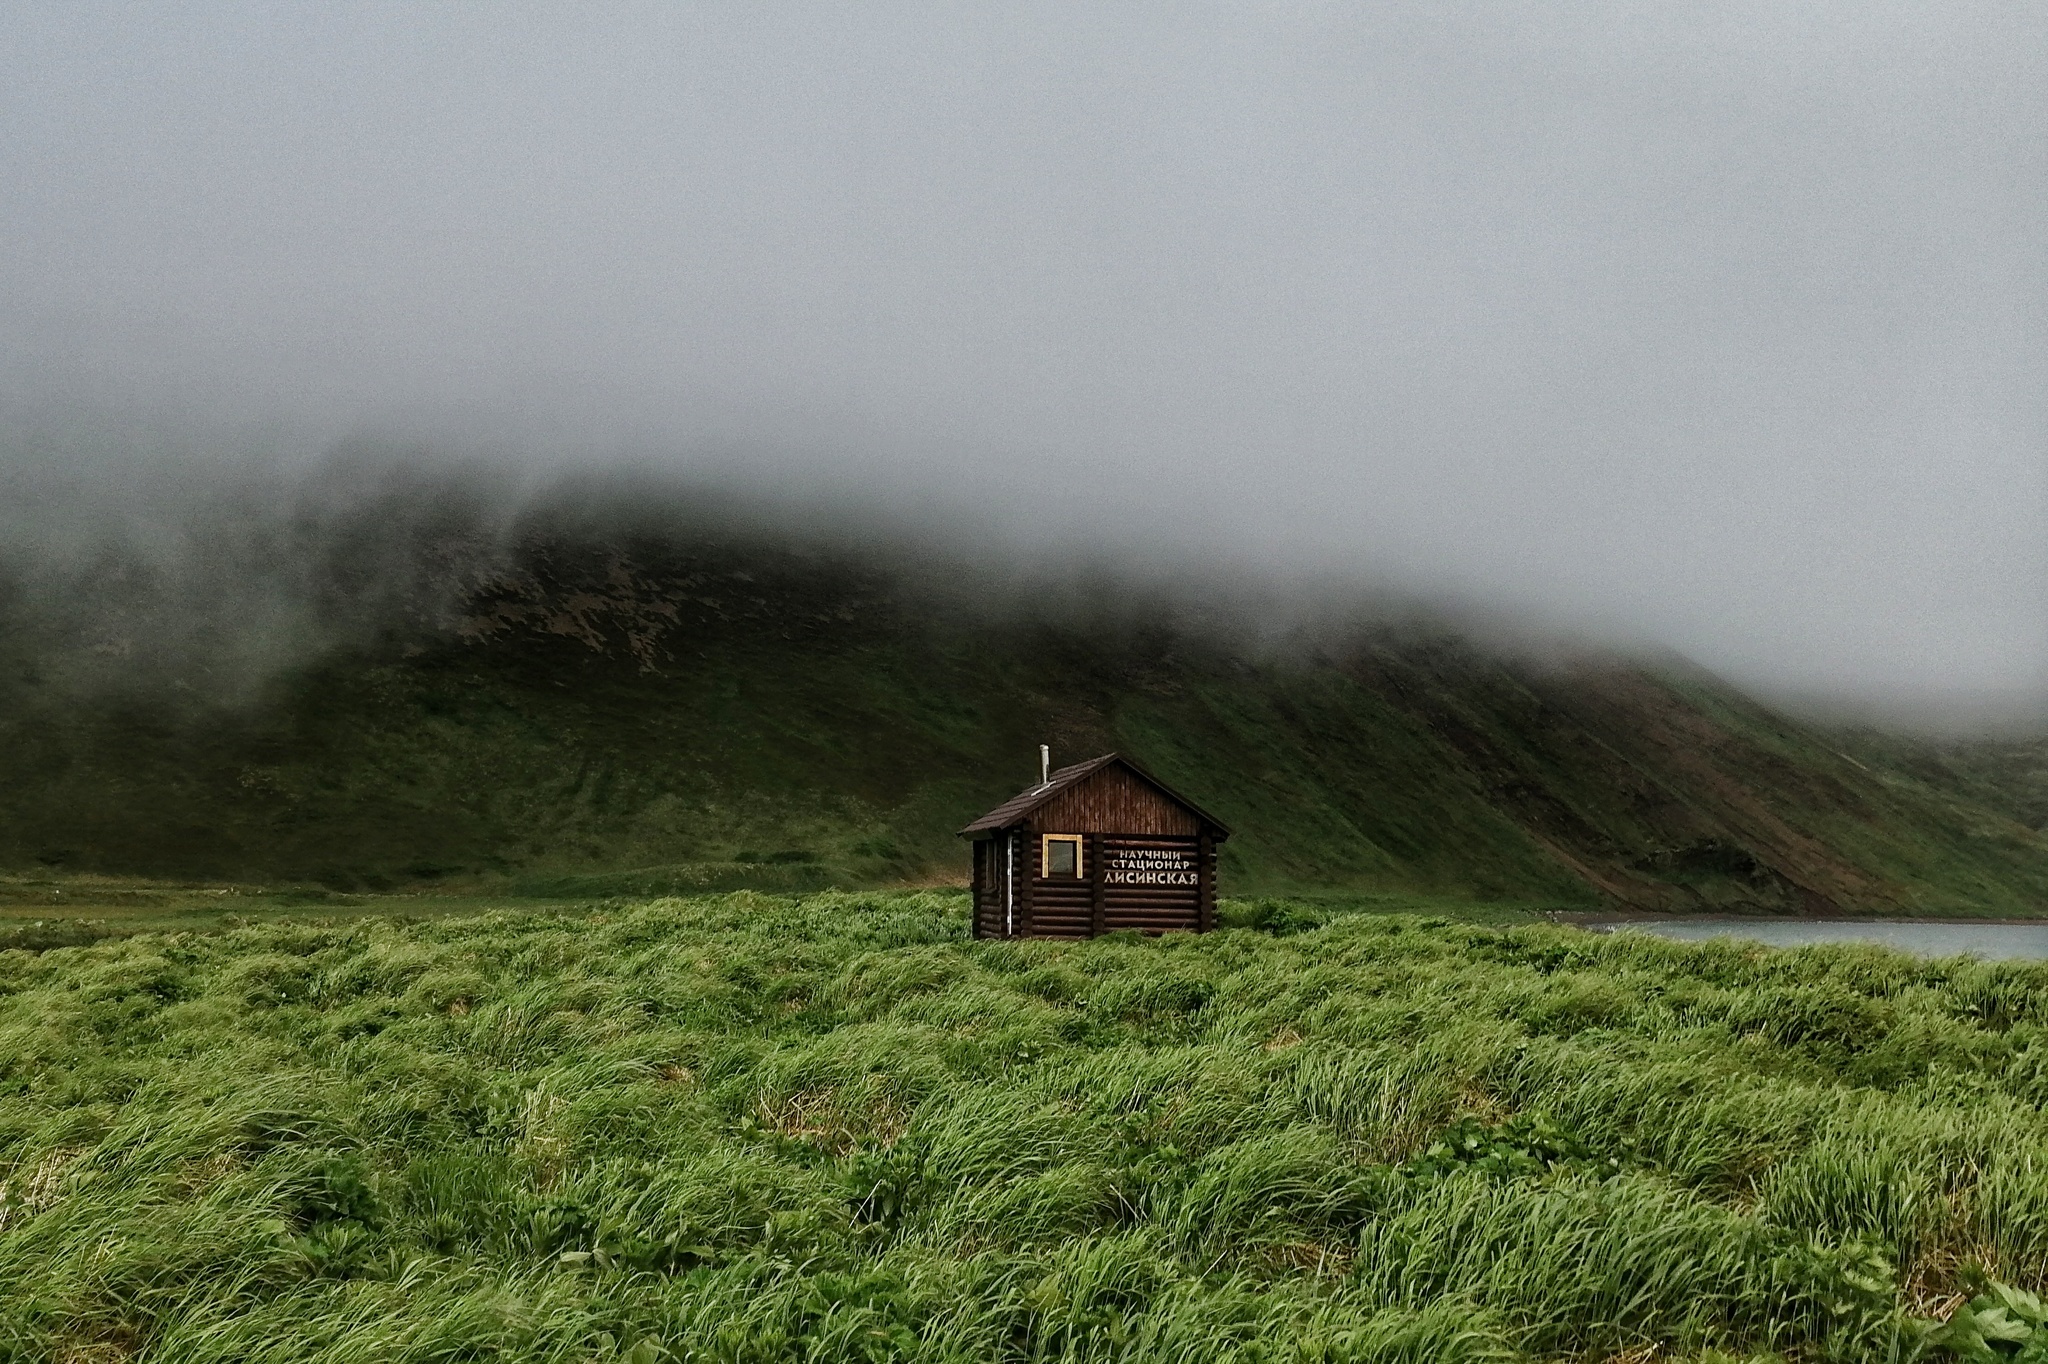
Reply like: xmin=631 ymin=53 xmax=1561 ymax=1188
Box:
xmin=3 ymin=2 xmax=2044 ymax=718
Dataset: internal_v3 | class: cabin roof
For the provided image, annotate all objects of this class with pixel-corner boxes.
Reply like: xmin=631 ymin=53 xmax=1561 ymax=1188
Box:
xmin=958 ymin=752 xmax=1231 ymax=837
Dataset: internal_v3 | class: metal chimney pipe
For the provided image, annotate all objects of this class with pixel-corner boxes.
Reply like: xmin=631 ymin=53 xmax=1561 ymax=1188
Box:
xmin=1040 ymin=744 xmax=1050 ymax=788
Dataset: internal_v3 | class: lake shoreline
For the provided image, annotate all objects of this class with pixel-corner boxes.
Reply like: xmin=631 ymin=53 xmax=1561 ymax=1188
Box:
xmin=1550 ymin=910 xmax=2048 ymax=927
xmin=1555 ymin=913 xmax=2048 ymax=959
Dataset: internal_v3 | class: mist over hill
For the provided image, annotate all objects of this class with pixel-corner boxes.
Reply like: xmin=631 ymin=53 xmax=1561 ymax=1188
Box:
xmin=2 ymin=455 xmax=2044 ymax=915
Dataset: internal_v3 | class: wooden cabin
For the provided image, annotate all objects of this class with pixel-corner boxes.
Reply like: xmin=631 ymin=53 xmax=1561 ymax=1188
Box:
xmin=960 ymin=752 xmax=1230 ymax=939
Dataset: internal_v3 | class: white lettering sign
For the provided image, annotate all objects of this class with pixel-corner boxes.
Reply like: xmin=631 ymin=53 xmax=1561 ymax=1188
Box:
xmin=1103 ymin=848 xmax=1197 ymax=887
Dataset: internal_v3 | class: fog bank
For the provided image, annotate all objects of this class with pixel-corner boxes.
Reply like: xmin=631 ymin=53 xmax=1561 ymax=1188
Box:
xmin=3 ymin=3 xmax=2043 ymax=721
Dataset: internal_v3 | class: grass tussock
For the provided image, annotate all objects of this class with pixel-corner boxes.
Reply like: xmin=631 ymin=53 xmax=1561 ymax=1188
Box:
xmin=4 ymin=891 xmax=2048 ymax=1361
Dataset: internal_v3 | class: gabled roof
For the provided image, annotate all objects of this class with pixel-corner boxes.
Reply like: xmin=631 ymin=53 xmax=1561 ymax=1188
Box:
xmin=958 ymin=752 xmax=1231 ymax=837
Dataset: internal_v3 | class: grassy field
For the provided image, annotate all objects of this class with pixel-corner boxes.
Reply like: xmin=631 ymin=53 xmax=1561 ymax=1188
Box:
xmin=0 ymin=874 xmax=1553 ymax=954
xmin=0 ymin=872 xmax=600 ymax=953
xmin=4 ymin=891 xmax=2048 ymax=1362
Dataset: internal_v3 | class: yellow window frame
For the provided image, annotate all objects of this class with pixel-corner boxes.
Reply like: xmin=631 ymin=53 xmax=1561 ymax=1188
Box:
xmin=1041 ymin=834 xmax=1084 ymax=878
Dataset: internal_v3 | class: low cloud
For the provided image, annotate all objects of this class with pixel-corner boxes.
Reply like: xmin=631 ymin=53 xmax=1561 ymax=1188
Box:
xmin=2 ymin=3 xmax=2042 ymax=723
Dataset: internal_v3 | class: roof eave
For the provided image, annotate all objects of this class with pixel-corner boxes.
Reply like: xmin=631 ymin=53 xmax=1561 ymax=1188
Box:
xmin=955 ymin=752 xmax=1232 ymax=839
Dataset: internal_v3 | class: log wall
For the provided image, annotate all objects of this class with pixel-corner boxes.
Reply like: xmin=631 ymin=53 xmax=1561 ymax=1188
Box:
xmin=971 ymin=832 xmax=1032 ymax=940
xmin=1025 ymin=834 xmax=1206 ymax=938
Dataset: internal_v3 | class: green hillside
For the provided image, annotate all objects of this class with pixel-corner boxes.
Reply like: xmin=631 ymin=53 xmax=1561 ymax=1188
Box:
xmin=1832 ymin=729 xmax=2048 ymax=835
xmin=2 ymin=512 xmax=2044 ymax=915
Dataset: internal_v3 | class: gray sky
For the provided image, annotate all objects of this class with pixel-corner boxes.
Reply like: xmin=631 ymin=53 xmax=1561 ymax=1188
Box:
xmin=3 ymin=2 xmax=2044 ymax=718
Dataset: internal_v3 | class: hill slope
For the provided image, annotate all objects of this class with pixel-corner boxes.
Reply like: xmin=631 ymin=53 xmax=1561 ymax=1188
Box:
xmin=1 ymin=515 xmax=2043 ymax=914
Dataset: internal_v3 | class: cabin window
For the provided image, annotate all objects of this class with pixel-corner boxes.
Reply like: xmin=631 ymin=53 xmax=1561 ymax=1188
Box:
xmin=1042 ymin=834 xmax=1083 ymax=878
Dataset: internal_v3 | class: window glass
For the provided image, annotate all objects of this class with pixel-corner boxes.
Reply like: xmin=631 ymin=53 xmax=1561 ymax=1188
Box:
xmin=1045 ymin=837 xmax=1079 ymax=877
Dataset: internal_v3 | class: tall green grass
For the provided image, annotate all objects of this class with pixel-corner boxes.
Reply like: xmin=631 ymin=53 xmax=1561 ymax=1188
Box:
xmin=4 ymin=893 xmax=2048 ymax=1361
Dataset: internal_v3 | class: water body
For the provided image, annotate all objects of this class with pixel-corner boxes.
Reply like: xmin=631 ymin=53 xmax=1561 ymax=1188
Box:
xmin=1592 ymin=919 xmax=2048 ymax=960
